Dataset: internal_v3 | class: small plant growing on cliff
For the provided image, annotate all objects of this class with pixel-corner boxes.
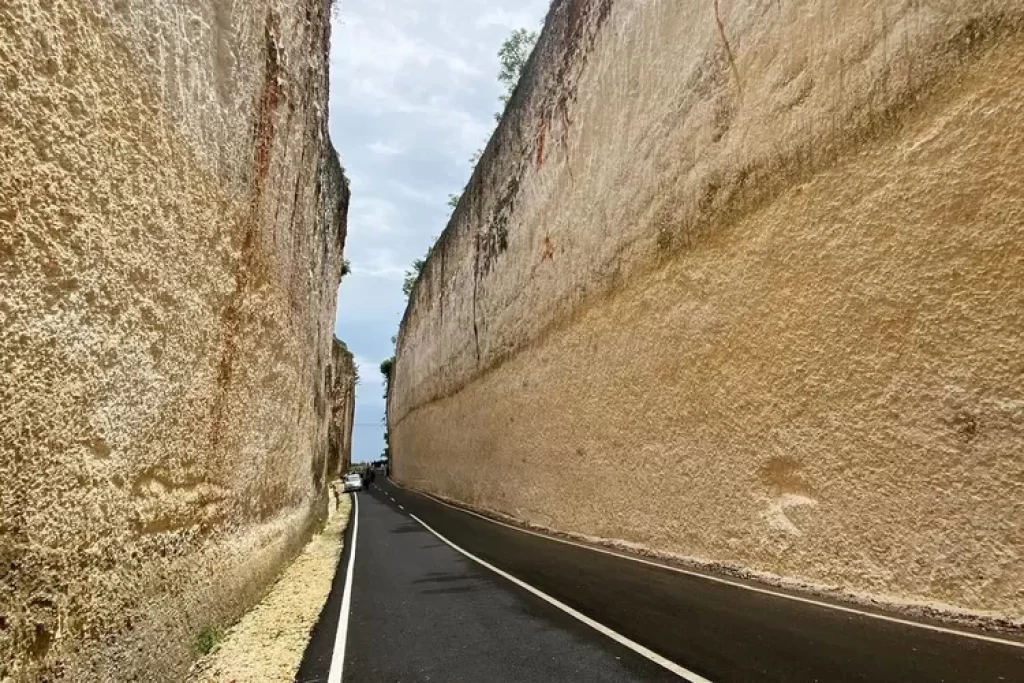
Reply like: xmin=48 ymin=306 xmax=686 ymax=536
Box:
xmin=402 ymin=261 xmax=424 ymax=298
xmin=195 ymin=626 xmax=224 ymax=655
xmin=380 ymin=356 xmax=395 ymax=400
xmin=341 ymin=258 xmax=351 ymax=277
xmin=402 ymin=241 xmax=435 ymax=298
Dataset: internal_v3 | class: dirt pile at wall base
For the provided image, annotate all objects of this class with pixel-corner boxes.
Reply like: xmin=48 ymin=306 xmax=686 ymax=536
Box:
xmin=0 ymin=0 xmax=350 ymax=679
xmin=391 ymin=0 xmax=1024 ymax=621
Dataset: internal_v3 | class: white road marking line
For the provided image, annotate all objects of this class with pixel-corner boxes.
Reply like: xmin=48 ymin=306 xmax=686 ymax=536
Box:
xmin=398 ymin=504 xmax=405 ymax=510
xmin=392 ymin=482 xmax=1024 ymax=651
xmin=408 ymin=514 xmax=708 ymax=681
xmin=326 ymin=493 xmax=359 ymax=683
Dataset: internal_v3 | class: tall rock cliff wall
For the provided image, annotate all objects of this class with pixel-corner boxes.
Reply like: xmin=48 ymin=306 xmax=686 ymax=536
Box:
xmin=391 ymin=0 xmax=1024 ymax=620
xmin=330 ymin=339 xmax=356 ymax=478
xmin=0 ymin=0 xmax=348 ymax=679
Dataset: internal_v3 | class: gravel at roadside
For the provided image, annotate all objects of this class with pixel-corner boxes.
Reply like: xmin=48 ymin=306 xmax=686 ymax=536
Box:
xmin=186 ymin=489 xmax=351 ymax=683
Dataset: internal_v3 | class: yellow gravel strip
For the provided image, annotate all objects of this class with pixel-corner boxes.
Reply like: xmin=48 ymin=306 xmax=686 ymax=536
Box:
xmin=187 ymin=490 xmax=351 ymax=683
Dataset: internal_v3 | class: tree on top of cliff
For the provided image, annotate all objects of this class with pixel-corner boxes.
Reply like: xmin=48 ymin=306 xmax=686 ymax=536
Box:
xmin=497 ymin=28 xmax=539 ymax=108
xmin=446 ymin=28 xmax=539 ymax=215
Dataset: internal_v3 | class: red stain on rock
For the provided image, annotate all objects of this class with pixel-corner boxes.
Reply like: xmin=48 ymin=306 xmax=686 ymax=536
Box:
xmin=211 ymin=9 xmax=281 ymax=453
xmin=541 ymin=235 xmax=555 ymax=262
xmin=252 ymin=12 xmax=282 ymax=203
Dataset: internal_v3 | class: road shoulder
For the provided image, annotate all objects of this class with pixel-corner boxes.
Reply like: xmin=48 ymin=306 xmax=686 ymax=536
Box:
xmin=187 ymin=492 xmax=352 ymax=683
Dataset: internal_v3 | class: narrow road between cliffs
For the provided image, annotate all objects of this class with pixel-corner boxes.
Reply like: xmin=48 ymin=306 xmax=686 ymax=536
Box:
xmin=297 ymin=479 xmax=1024 ymax=683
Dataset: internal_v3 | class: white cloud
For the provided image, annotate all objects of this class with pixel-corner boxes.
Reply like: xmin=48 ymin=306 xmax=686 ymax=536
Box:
xmin=328 ymin=1 xmax=525 ymax=163
xmin=367 ymin=140 xmax=405 ymax=156
xmin=354 ymin=248 xmax=408 ymax=281
xmin=353 ymin=354 xmax=388 ymax=406
xmin=475 ymin=7 xmax=546 ymax=31
xmin=391 ymin=180 xmax=449 ymax=205
xmin=330 ymin=13 xmax=482 ymax=98
xmin=348 ymin=196 xmax=400 ymax=234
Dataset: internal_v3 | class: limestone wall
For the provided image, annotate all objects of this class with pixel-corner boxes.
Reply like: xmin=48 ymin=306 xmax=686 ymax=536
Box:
xmin=0 ymin=0 xmax=347 ymax=679
xmin=330 ymin=339 xmax=356 ymax=478
xmin=391 ymin=0 xmax=1024 ymax=620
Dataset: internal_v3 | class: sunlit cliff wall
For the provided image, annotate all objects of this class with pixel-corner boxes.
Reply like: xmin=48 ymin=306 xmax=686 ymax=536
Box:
xmin=0 ymin=0 xmax=348 ymax=679
xmin=390 ymin=0 xmax=1024 ymax=620
xmin=330 ymin=339 xmax=356 ymax=478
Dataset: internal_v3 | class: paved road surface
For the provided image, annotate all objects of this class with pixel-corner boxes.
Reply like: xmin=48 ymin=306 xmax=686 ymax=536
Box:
xmin=298 ymin=479 xmax=1024 ymax=682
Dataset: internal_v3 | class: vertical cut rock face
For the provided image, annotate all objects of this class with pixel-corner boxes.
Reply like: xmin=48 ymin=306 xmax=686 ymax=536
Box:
xmin=0 ymin=0 xmax=349 ymax=679
xmin=391 ymin=0 xmax=1024 ymax=620
xmin=330 ymin=339 xmax=356 ymax=478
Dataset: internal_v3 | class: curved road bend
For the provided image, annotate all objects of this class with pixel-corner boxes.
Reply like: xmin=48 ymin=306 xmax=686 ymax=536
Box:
xmin=298 ymin=479 xmax=1024 ymax=682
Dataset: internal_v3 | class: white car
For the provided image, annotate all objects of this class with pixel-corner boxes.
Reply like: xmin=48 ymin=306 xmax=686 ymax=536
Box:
xmin=342 ymin=473 xmax=364 ymax=493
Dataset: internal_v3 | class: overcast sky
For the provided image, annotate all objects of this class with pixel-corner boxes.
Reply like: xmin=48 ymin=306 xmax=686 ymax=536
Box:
xmin=327 ymin=0 xmax=549 ymax=464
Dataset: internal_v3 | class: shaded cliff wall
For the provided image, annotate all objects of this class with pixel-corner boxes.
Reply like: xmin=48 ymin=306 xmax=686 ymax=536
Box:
xmin=391 ymin=0 xmax=1024 ymax=619
xmin=0 ymin=0 xmax=347 ymax=680
xmin=329 ymin=339 xmax=356 ymax=477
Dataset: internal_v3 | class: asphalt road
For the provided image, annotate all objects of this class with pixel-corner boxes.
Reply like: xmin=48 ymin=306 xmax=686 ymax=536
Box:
xmin=298 ymin=479 xmax=1024 ymax=682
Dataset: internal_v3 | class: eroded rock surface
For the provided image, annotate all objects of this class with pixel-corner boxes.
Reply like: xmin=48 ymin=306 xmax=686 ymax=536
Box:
xmin=391 ymin=0 xmax=1024 ymax=620
xmin=0 ymin=0 xmax=349 ymax=679
xmin=330 ymin=339 xmax=356 ymax=478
